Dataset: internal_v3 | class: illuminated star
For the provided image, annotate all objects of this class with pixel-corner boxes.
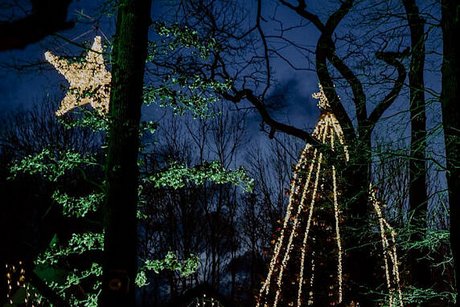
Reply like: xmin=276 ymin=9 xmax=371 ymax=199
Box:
xmin=45 ymin=36 xmax=111 ymax=116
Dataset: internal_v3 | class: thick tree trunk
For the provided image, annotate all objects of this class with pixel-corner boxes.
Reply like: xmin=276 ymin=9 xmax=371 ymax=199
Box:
xmin=342 ymin=135 xmax=379 ymax=306
xmin=100 ymin=0 xmax=151 ymax=305
xmin=317 ymin=31 xmax=379 ymax=305
xmin=402 ymin=0 xmax=431 ymax=295
xmin=441 ymin=0 xmax=460 ymax=305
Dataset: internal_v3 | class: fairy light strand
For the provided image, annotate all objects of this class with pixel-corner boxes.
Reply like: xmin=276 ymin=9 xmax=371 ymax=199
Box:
xmin=295 ymin=122 xmax=330 ymax=307
xmin=272 ymin=120 xmax=327 ymax=307
xmin=45 ymin=36 xmax=111 ymax=116
xmin=6 ymin=263 xmax=13 ymax=305
xmin=370 ymin=188 xmax=403 ymax=307
xmin=257 ymin=125 xmax=322 ymax=304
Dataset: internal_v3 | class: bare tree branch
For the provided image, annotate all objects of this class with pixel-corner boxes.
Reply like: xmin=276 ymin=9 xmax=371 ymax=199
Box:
xmin=0 ymin=0 xmax=74 ymax=51
xmin=368 ymin=48 xmax=409 ymax=129
xmin=278 ymin=0 xmax=325 ymax=31
xmin=221 ymin=88 xmax=321 ymax=146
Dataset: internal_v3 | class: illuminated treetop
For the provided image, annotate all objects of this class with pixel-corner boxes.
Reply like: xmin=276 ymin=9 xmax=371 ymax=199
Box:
xmin=45 ymin=36 xmax=111 ymax=116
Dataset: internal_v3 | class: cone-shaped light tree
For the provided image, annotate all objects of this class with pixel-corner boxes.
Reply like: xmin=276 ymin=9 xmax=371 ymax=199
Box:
xmin=257 ymin=85 xmax=403 ymax=307
xmin=257 ymin=85 xmax=349 ymax=307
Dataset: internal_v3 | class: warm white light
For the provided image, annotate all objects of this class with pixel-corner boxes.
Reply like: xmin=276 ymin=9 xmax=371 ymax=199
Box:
xmin=5 ymin=260 xmax=30 ymax=305
xmin=370 ymin=188 xmax=403 ymax=307
xmin=45 ymin=36 xmax=111 ymax=116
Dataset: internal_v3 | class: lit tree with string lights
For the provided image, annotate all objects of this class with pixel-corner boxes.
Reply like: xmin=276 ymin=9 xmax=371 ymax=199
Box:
xmin=257 ymin=85 xmax=349 ymax=307
xmin=257 ymin=85 xmax=404 ymax=307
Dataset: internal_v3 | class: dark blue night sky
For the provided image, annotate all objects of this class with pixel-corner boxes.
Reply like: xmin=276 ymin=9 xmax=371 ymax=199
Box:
xmin=0 ymin=0 xmax=445 ymax=195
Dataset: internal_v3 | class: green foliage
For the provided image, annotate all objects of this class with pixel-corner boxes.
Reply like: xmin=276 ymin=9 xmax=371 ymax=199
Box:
xmin=9 ymin=148 xmax=97 ymax=182
xmin=144 ymin=252 xmax=199 ymax=277
xmin=52 ymin=191 xmax=103 ymax=217
xmin=36 ymin=233 xmax=104 ymax=266
xmin=137 ymin=252 xmax=200 ymax=287
xmin=58 ymin=110 xmax=109 ymax=131
xmin=35 ymin=231 xmax=199 ymax=303
xmin=32 ymin=233 xmax=103 ymax=305
xmin=390 ymin=225 xmax=455 ymax=305
xmin=400 ymin=228 xmax=450 ymax=251
xmin=143 ymin=77 xmax=231 ymax=118
xmin=401 ymin=286 xmax=456 ymax=305
xmin=152 ymin=22 xmax=218 ymax=59
xmin=146 ymin=160 xmax=254 ymax=192
xmin=145 ymin=22 xmax=231 ymax=117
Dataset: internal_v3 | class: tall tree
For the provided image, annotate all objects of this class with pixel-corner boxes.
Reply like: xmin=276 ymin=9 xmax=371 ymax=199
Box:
xmin=441 ymin=0 xmax=460 ymax=304
xmin=274 ymin=1 xmax=407 ymax=304
xmin=100 ymin=0 xmax=151 ymax=305
xmin=154 ymin=0 xmax=407 ymax=304
xmin=402 ymin=0 xmax=431 ymax=295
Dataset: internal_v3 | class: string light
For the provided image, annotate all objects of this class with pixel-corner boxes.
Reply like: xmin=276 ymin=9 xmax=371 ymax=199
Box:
xmin=5 ymin=260 xmax=34 ymax=306
xmin=370 ymin=188 xmax=403 ymax=307
xmin=45 ymin=36 xmax=111 ymax=116
xmin=332 ymin=165 xmax=343 ymax=303
xmin=187 ymin=294 xmax=224 ymax=307
xmin=257 ymin=129 xmax=320 ymax=303
xmin=6 ymin=263 xmax=13 ymax=305
xmin=257 ymin=85 xmax=348 ymax=307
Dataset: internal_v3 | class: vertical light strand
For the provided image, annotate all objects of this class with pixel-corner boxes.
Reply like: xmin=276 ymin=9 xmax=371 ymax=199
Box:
xmin=259 ymin=124 xmax=326 ymax=307
xmin=371 ymin=190 xmax=393 ymax=306
xmin=329 ymin=122 xmax=343 ymax=303
xmin=257 ymin=140 xmax=317 ymax=306
xmin=329 ymin=115 xmax=349 ymax=161
xmin=273 ymin=148 xmax=323 ymax=307
xmin=307 ymin=254 xmax=315 ymax=306
xmin=371 ymin=189 xmax=403 ymax=307
xmin=295 ymin=119 xmax=330 ymax=307
xmin=272 ymin=123 xmax=327 ymax=307
xmin=6 ymin=263 xmax=13 ymax=305
xmin=295 ymin=168 xmax=320 ymax=307
xmin=384 ymin=218 xmax=403 ymax=307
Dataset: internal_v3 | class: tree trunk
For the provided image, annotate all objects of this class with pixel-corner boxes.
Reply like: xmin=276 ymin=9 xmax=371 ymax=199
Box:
xmin=100 ymin=0 xmax=151 ymax=305
xmin=342 ymin=135 xmax=378 ymax=306
xmin=316 ymin=31 xmax=379 ymax=305
xmin=441 ymin=0 xmax=460 ymax=305
xmin=402 ymin=0 xmax=431 ymax=296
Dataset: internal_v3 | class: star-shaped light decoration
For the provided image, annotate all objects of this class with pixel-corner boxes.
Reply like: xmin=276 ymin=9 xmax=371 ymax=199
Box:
xmin=45 ymin=36 xmax=111 ymax=116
